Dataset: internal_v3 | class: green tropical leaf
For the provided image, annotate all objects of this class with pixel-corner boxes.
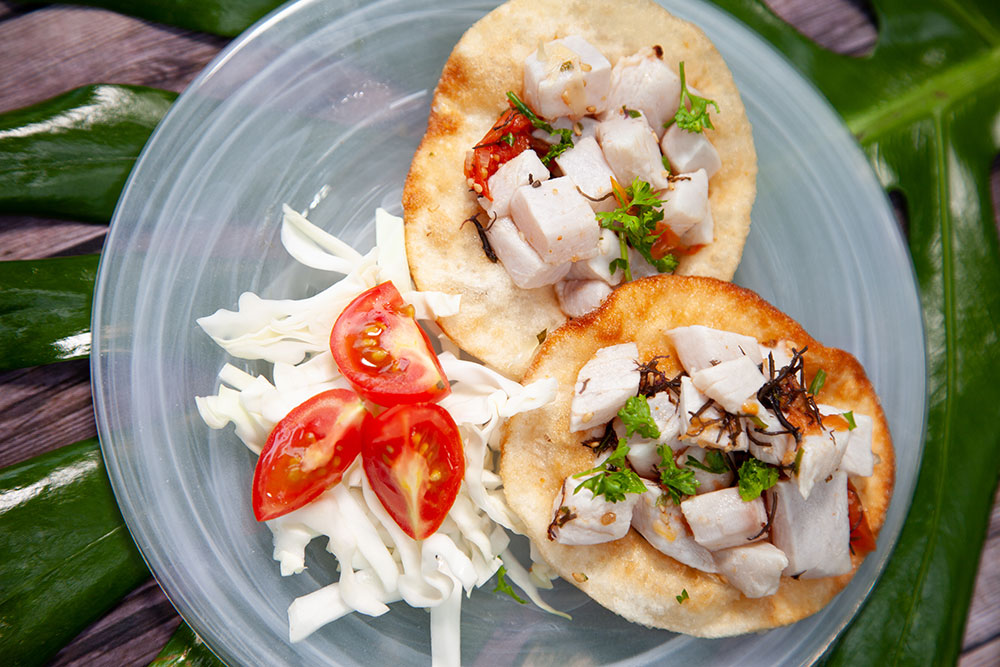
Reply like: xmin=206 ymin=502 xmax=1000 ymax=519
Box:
xmin=0 ymin=85 xmax=174 ymax=223
xmin=714 ymin=0 xmax=1000 ymax=663
xmin=148 ymin=622 xmax=225 ymax=667
xmin=0 ymin=439 xmax=149 ymax=666
xmin=10 ymin=0 xmax=285 ymax=37
xmin=0 ymin=255 xmax=99 ymax=371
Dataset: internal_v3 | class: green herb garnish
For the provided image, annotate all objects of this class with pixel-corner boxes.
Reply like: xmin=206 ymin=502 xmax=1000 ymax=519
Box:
xmin=493 ymin=565 xmax=526 ymax=604
xmin=676 ymin=588 xmax=689 ymax=604
xmin=656 ymin=444 xmax=699 ymax=504
xmin=595 ymin=178 xmax=678 ymax=281
xmin=622 ymin=105 xmax=641 ymax=118
xmin=808 ymin=368 xmax=827 ymax=395
xmin=506 ymin=91 xmax=574 ymax=164
xmin=671 ymin=61 xmax=720 ymax=133
xmin=619 ymin=395 xmax=660 ymax=439
xmin=685 ymin=450 xmax=729 ymax=475
xmin=843 ymin=410 xmax=857 ymax=430
xmin=573 ymin=439 xmax=647 ymax=503
xmin=661 ymin=155 xmax=671 ymax=173
xmin=737 ymin=457 xmax=779 ymax=501
xmin=500 ymin=132 xmax=515 ymax=146
xmin=793 ymin=446 xmax=804 ymax=475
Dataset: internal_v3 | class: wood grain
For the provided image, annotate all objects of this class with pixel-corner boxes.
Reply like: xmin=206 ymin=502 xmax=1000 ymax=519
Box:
xmin=0 ymin=1 xmax=994 ymax=665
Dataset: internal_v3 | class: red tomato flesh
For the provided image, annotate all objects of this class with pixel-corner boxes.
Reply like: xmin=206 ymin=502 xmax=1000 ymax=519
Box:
xmin=331 ymin=281 xmax=450 ymax=406
xmin=464 ymin=106 xmax=534 ymax=199
xmin=363 ymin=403 xmax=464 ymax=540
xmin=847 ymin=481 xmax=877 ymax=554
xmin=252 ymin=389 xmax=368 ymax=521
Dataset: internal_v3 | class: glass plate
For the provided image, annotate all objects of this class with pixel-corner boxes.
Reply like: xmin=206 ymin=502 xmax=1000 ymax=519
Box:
xmin=92 ymin=0 xmax=926 ymax=664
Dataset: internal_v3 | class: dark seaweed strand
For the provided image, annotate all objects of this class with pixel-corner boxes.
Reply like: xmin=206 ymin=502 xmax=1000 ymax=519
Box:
xmin=637 ymin=356 xmax=681 ymax=396
xmin=576 ymin=184 xmax=617 ymax=204
xmin=686 ymin=400 xmax=744 ymax=448
xmin=473 ymin=109 xmax=524 ymax=150
xmin=749 ymin=490 xmax=777 ymax=541
xmin=581 ymin=421 xmax=617 ymax=455
xmin=461 ymin=214 xmax=498 ymax=263
xmin=756 ymin=347 xmax=809 ymax=443
xmin=547 ymin=505 xmax=577 ymax=540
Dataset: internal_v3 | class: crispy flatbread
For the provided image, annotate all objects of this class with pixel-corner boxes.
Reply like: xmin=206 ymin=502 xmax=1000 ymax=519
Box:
xmin=499 ymin=275 xmax=894 ymax=636
xmin=403 ymin=0 xmax=757 ymax=380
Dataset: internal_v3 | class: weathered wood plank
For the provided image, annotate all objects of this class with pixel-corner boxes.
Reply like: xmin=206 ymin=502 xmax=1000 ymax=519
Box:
xmin=0 ymin=216 xmax=107 ymax=260
xmin=0 ymin=5 xmax=225 ymax=113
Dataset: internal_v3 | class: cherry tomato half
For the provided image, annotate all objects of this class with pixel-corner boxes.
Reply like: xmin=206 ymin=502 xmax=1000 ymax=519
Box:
xmin=362 ymin=403 xmax=464 ymax=540
xmin=331 ymin=282 xmax=451 ymax=406
xmin=252 ymin=389 xmax=369 ymax=521
xmin=464 ymin=106 xmax=534 ymax=199
xmin=847 ymin=481 xmax=877 ymax=555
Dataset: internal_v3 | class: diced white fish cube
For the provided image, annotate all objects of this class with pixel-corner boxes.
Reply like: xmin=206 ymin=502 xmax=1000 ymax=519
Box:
xmin=680 ymin=205 xmax=713 ymax=247
xmin=796 ymin=428 xmax=849 ymax=499
xmin=678 ymin=445 xmax=734 ymax=494
xmin=746 ymin=406 xmax=796 ymax=467
xmin=485 ymin=216 xmax=571 ymax=289
xmin=632 ymin=479 xmax=717 ymax=573
xmin=555 ymin=136 xmax=618 ymax=212
xmin=478 ymin=149 xmax=549 ymax=218
xmin=570 ymin=342 xmax=640 ymax=432
xmin=510 ymin=176 xmax=600 ymax=265
xmin=681 ymin=486 xmax=768 ymax=550
xmin=626 ymin=245 xmax=662 ymax=279
xmin=667 ymin=325 xmax=763 ymax=374
xmin=555 ymin=279 xmax=612 ymax=318
xmin=713 ymin=542 xmax=788 ymax=598
xmin=619 ymin=392 xmax=680 ymax=477
xmin=818 ymin=404 xmax=874 ymax=477
xmin=770 ymin=473 xmax=852 ymax=578
xmin=523 ymin=34 xmax=612 ymax=119
xmin=534 ymin=116 xmax=600 ymax=145
xmin=677 ymin=375 xmax=714 ymax=436
xmin=661 ymin=123 xmax=722 ymax=178
xmin=596 ymin=116 xmax=670 ymax=191
xmin=549 ymin=472 xmax=638 ymax=545
xmin=759 ymin=340 xmax=796 ymax=377
xmin=567 ymin=227 xmax=624 ymax=285
xmin=661 ymin=169 xmax=709 ymax=237
xmin=602 ymin=48 xmax=681 ymax=139
xmin=691 ymin=355 xmax=767 ymax=415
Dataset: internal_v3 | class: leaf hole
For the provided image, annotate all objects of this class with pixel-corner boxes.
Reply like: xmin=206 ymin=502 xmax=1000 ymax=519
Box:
xmin=764 ymin=0 xmax=878 ymax=57
xmin=887 ymin=189 xmax=909 ymax=242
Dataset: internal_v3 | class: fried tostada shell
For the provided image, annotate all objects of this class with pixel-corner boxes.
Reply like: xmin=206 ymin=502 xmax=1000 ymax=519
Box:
xmin=499 ymin=275 xmax=894 ymax=636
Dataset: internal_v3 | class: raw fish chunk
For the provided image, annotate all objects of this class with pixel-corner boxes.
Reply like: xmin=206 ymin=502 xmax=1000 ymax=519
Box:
xmin=661 ymin=123 xmax=721 ymax=178
xmin=523 ymin=35 xmax=612 ymax=119
xmin=713 ymin=542 xmax=788 ymax=598
xmin=631 ymin=480 xmax=717 ymax=572
xmin=509 ymin=176 xmax=600 ymax=265
xmin=555 ymin=279 xmax=612 ymax=318
xmin=661 ymin=169 xmax=709 ymax=236
xmin=667 ymin=325 xmax=762 ymax=374
xmin=770 ymin=474 xmax=852 ymax=578
xmin=549 ymin=472 xmax=638 ymax=545
xmin=690 ymin=355 xmax=767 ymax=414
xmin=681 ymin=486 xmax=767 ymax=550
xmin=566 ymin=228 xmax=623 ymax=285
xmin=596 ymin=116 xmax=670 ymax=191
xmin=570 ymin=343 xmax=640 ymax=432
xmin=602 ymin=47 xmax=681 ymax=138
xmin=479 ymin=149 xmax=549 ymax=218
xmin=486 ymin=216 xmax=571 ymax=289
xmin=555 ymin=136 xmax=618 ymax=212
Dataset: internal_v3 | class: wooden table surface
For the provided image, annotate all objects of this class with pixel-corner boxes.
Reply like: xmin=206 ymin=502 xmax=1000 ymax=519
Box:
xmin=1 ymin=0 xmax=997 ymax=665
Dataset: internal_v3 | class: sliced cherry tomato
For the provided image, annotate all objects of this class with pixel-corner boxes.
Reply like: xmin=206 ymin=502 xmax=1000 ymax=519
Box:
xmin=464 ymin=106 xmax=534 ymax=199
xmin=252 ymin=389 xmax=369 ymax=521
xmin=650 ymin=221 xmax=700 ymax=259
xmin=362 ymin=403 xmax=464 ymax=540
xmin=847 ymin=480 xmax=877 ymax=555
xmin=331 ymin=281 xmax=450 ymax=406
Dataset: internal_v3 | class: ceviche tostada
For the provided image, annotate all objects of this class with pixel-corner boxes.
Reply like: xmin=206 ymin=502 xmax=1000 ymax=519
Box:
xmin=500 ymin=275 xmax=894 ymax=636
xmin=404 ymin=0 xmax=756 ymax=379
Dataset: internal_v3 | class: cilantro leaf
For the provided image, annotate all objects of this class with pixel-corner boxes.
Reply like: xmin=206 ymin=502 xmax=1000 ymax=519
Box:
xmin=573 ymin=439 xmax=647 ymax=503
xmin=685 ymin=450 xmax=729 ymax=475
xmin=595 ymin=178 xmax=677 ymax=281
xmin=672 ymin=61 xmax=720 ymax=133
xmin=656 ymin=444 xmax=699 ymax=504
xmin=737 ymin=457 xmax=779 ymax=501
xmin=808 ymin=368 xmax=827 ymax=395
xmin=619 ymin=395 xmax=660 ymax=439
xmin=506 ymin=91 xmax=574 ymax=164
xmin=492 ymin=565 xmax=526 ymax=604
xmin=676 ymin=589 xmax=689 ymax=604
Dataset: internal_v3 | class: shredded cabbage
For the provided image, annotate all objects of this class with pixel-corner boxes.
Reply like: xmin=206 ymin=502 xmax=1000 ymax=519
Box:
xmin=195 ymin=207 xmax=563 ymax=665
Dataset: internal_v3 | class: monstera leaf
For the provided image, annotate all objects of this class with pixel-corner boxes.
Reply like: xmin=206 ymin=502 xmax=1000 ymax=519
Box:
xmin=715 ymin=0 xmax=1000 ymax=663
xmin=0 ymin=0 xmax=997 ymax=664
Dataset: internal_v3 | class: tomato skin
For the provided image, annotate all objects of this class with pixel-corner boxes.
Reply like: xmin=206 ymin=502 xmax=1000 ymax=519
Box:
xmin=362 ymin=403 xmax=464 ymax=540
xmin=252 ymin=389 xmax=369 ymax=521
xmin=331 ymin=282 xmax=450 ymax=406
xmin=464 ymin=106 xmax=534 ymax=199
xmin=847 ymin=481 xmax=877 ymax=555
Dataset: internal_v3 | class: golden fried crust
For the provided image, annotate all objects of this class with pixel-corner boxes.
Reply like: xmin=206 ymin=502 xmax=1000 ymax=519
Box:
xmin=403 ymin=0 xmax=757 ymax=380
xmin=499 ymin=275 xmax=894 ymax=636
